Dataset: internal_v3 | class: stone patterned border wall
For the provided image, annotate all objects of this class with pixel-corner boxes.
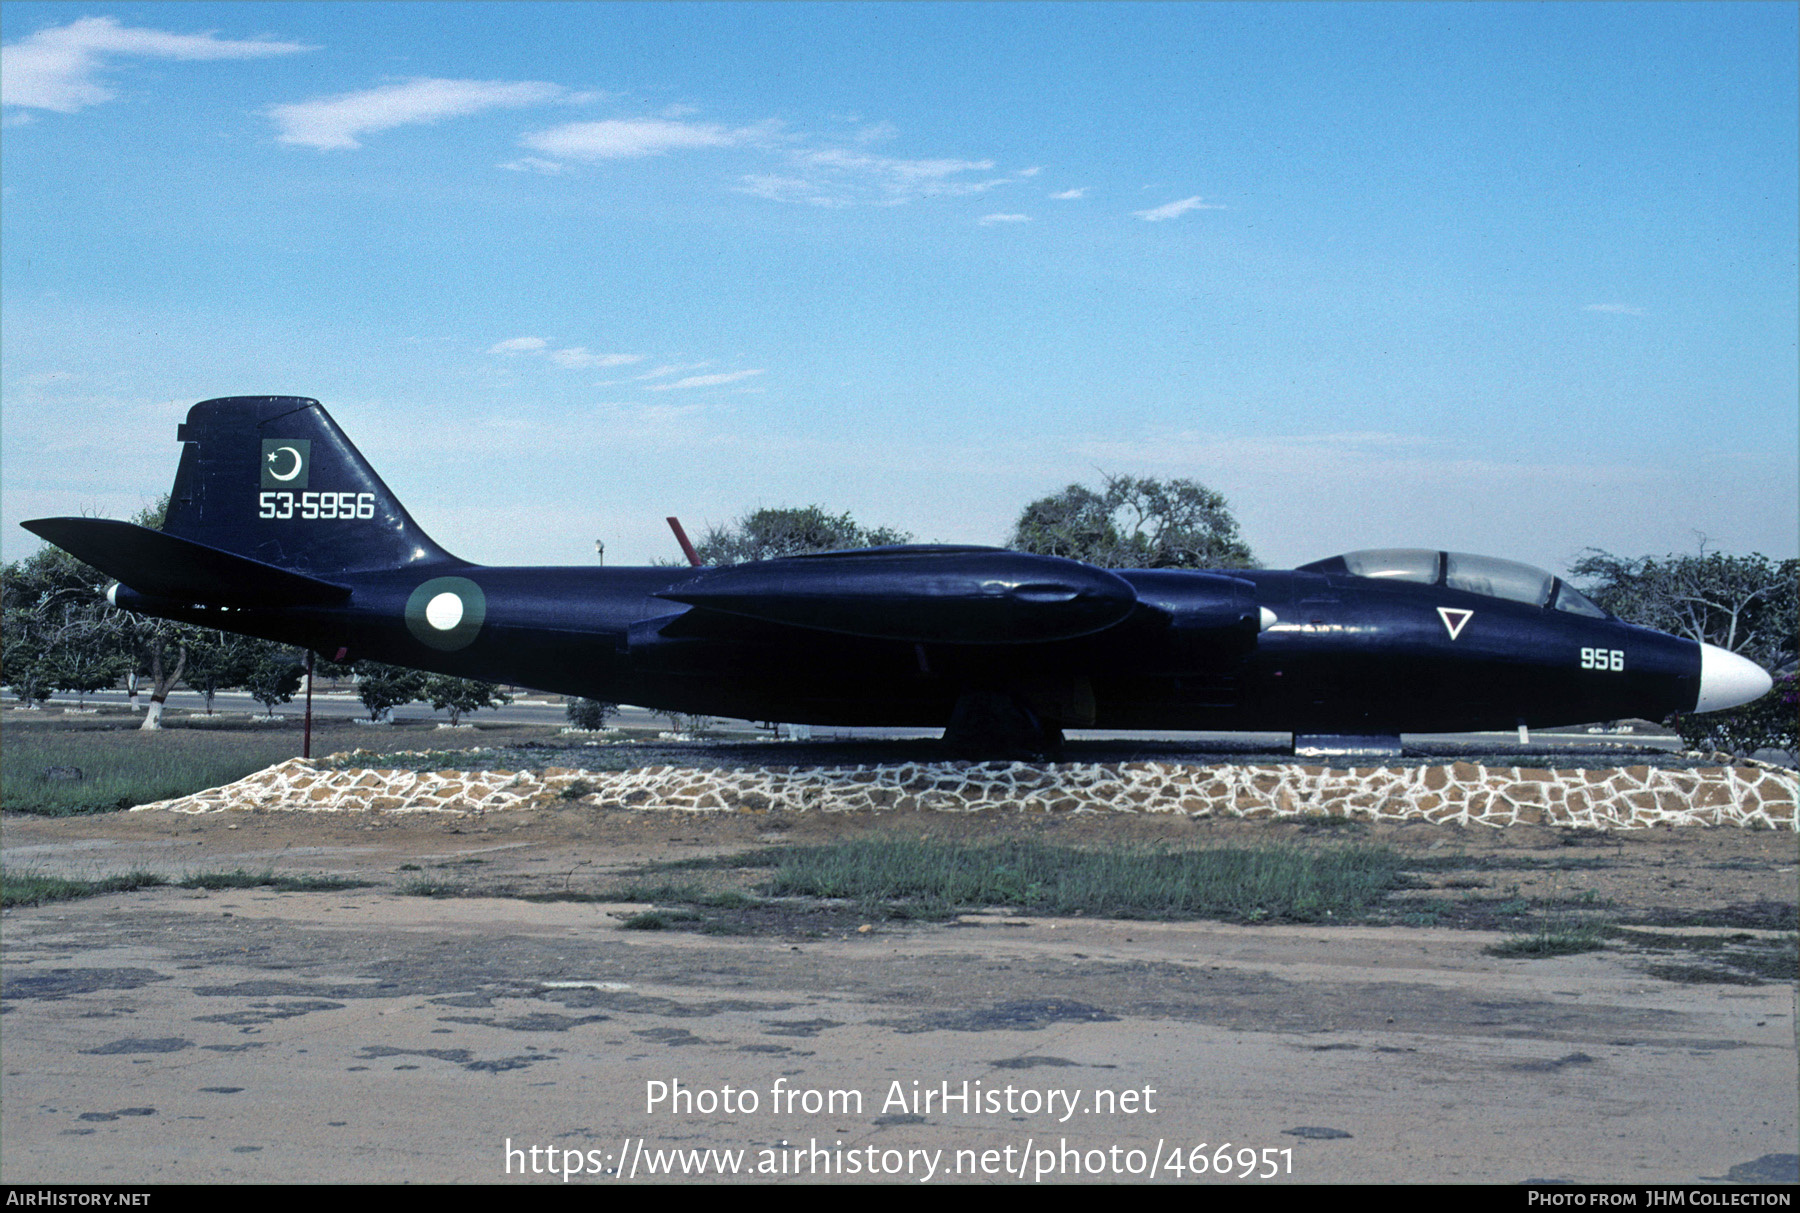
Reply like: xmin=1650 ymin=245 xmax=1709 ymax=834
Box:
xmin=137 ymin=756 xmax=1797 ymax=829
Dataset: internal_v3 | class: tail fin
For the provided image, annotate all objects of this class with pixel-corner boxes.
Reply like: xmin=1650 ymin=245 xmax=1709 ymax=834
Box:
xmin=163 ymin=396 xmax=460 ymax=575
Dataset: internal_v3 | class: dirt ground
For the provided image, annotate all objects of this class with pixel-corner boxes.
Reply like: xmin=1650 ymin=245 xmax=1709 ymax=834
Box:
xmin=3 ymin=793 xmax=1797 ymax=1185
xmin=5 ymin=796 xmax=1795 ymax=922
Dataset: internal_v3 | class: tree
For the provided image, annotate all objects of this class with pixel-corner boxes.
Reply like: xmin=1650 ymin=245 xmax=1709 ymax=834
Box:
xmin=3 ymin=581 xmax=62 ymax=707
xmin=2 ymin=604 xmax=62 ymax=708
xmin=1669 ymin=672 xmax=1797 ymax=760
xmin=566 ymin=697 xmax=618 ymax=730
xmin=693 ymin=506 xmax=911 ymax=565
xmin=117 ymin=497 xmax=172 ymax=712
xmin=422 ymin=674 xmax=512 ymax=726
xmin=2 ymin=530 xmax=119 ymax=707
xmin=48 ymin=644 xmax=130 ymax=709
xmin=183 ymin=631 xmax=263 ymax=714
xmin=1569 ymin=550 xmax=1796 ymax=672
xmin=137 ymin=628 xmax=189 ymax=730
xmin=243 ymin=650 xmax=306 ymax=717
xmin=353 ymin=662 xmax=427 ymax=721
xmin=1009 ymin=474 xmax=1255 ymax=569
xmin=0 ymin=494 xmax=197 ymax=724
xmin=657 ymin=710 xmax=715 ymax=737
xmin=1570 ymin=549 xmax=1798 ymax=758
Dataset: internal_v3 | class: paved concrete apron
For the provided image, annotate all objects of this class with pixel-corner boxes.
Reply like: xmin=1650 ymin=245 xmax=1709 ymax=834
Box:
xmin=3 ymin=886 xmax=1794 ymax=1184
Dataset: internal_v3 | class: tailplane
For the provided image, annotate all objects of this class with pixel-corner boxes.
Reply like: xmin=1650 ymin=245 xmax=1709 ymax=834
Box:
xmin=19 ymin=517 xmax=351 ymax=608
xmin=161 ymin=396 xmax=459 ymax=575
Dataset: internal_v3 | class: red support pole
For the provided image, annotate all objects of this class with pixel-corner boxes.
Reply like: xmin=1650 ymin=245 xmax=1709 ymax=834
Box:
xmin=303 ymin=649 xmax=315 ymax=760
xmin=666 ymin=517 xmax=702 ymax=567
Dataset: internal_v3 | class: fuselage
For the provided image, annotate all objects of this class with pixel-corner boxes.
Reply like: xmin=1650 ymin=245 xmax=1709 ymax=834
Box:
xmin=112 ymin=557 xmax=1705 ymax=734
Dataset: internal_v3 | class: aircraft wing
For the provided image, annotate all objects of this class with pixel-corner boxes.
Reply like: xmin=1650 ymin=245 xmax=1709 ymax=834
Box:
xmin=654 ymin=545 xmax=1148 ymax=644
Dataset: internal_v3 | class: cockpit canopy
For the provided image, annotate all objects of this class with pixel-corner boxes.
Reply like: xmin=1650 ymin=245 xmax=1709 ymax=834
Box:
xmin=1297 ymin=549 xmax=1609 ymax=618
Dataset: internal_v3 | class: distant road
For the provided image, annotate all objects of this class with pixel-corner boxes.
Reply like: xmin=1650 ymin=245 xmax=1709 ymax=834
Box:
xmin=47 ymin=688 xmax=660 ymax=727
xmin=30 ymin=688 xmax=1684 ymax=754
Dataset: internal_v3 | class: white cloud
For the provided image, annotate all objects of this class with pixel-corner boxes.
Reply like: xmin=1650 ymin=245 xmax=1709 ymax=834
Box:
xmin=517 ymin=107 xmax=1016 ymax=212
xmin=739 ymin=147 xmax=1009 ymax=207
xmin=499 ymin=156 xmax=565 ymax=174
xmin=1134 ymin=195 xmax=1223 ymax=221
xmin=633 ymin=363 xmax=713 ymax=381
xmin=738 ymin=173 xmax=842 ymax=207
xmin=1017 ymin=166 xmax=1042 ymax=177
xmin=651 ymin=369 xmax=765 ymax=390
xmin=808 ymin=148 xmax=993 ymax=186
xmin=979 ymin=213 xmax=1031 ymax=225
xmin=520 ymin=117 xmax=749 ymax=161
xmin=2 ymin=15 xmax=309 ymax=113
xmin=1051 ymin=188 xmax=1087 ymax=200
xmin=1583 ymin=303 xmax=1646 ymax=316
xmin=634 ymin=402 xmax=708 ymax=421
xmin=270 ymin=78 xmax=565 ymax=150
xmin=550 ymin=347 xmax=643 ymax=369
xmin=488 ymin=337 xmax=642 ymax=369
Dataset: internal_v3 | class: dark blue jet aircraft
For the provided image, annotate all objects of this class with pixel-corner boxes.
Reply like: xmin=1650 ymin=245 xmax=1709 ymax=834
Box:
xmin=23 ymin=396 xmax=1772 ymax=756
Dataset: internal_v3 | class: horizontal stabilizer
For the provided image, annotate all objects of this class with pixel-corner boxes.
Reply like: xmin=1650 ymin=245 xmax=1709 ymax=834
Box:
xmin=657 ymin=547 xmax=1138 ymax=644
xmin=22 ymin=517 xmax=351 ymax=608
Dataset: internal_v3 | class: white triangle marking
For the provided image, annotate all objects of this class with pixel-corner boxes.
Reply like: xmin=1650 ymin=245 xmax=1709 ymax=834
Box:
xmin=1438 ymin=607 xmax=1473 ymax=640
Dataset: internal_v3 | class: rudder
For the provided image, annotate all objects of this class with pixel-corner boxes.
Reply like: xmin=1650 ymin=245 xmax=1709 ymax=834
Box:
xmin=163 ymin=396 xmax=461 ymax=576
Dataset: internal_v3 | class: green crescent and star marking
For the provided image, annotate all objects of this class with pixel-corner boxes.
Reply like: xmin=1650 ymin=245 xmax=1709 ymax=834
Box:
xmin=405 ymin=576 xmax=487 ymax=651
xmin=260 ymin=439 xmax=311 ymax=489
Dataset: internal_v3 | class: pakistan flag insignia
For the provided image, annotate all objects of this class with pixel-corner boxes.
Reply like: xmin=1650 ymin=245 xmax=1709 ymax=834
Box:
xmin=261 ymin=440 xmax=311 ymax=489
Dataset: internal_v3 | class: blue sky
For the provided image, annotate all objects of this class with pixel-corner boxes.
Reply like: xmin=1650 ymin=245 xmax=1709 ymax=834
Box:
xmin=4 ymin=2 xmax=1795 ymax=573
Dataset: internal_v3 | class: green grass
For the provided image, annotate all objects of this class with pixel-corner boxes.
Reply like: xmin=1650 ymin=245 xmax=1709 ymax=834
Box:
xmin=394 ymin=840 xmax=1413 ymax=930
xmin=620 ymin=908 xmax=703 ymax=930
xmin=397 ymin=877 xmax=468 ymax=897
xmin=1486 ymin=922 xmax=1613 ymax=957
xmin=1614 ymin=928 xmax=1798 ymax=985
xmin=762 ymin=838 xmax=1410 ymax=923
xmin=321 ymin=747 xmax=500 ymax=772
xmin=174 ymin=869 xmax=369 ymax=892
xmin=2 ymin=869 xmax=169 ymax=907
xmin=2 ymin=867 xmax=366 ymax=906
xmin=602 ymin=879 xmax=717 ymax=903
xmin=1480 ymin=906 xmax=1798 ymax=978
xmin=622 ymin=849 xmax=787 ymax=873
xmin=1408 ymin=853 xmax=1616 ymax=873
xmin=1291 ymin=814 xmax=1370 ymax=835
xmin=1 ymin=725 xmax=303 ymax=815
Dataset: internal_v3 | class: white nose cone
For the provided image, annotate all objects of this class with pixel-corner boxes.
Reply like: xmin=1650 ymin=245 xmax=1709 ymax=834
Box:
xmin=1695 ymin=644 xmax=1772 ymax=713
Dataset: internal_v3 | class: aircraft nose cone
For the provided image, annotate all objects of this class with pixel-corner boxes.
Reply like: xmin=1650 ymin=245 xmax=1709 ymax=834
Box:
xmin=1695 ymin=644 xmax=1773 ymax=713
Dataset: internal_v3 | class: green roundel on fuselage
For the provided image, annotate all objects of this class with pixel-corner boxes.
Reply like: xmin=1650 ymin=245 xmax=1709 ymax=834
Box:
xmin=405 ymin=576 xmax=487 ymax=651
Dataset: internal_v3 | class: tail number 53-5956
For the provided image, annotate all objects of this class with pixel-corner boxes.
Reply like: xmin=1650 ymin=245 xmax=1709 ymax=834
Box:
xmin=1581 ymin=647 xmax=1625 ymax=672
xmin=259 ymin=491 xmax=375 ymax=520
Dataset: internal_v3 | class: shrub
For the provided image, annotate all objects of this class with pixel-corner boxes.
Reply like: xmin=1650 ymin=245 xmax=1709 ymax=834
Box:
xmin=566 ymin=698 xmax=618 ymax=730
